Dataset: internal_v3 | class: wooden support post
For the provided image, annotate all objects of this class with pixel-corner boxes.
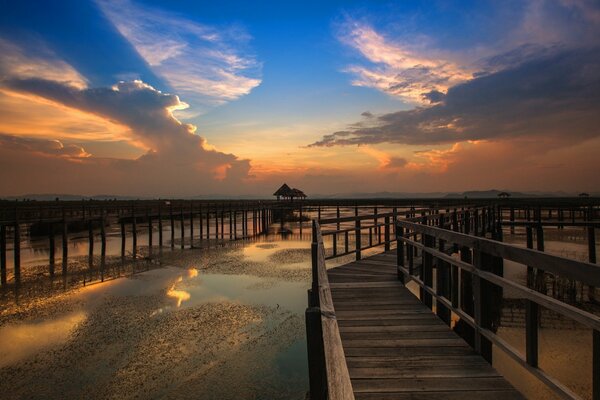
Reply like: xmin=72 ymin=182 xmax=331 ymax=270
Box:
xmin=535 ymin=221 xmax=546 ymax=295
xmin=100 ymin=210 xmax=106 ymax=265
xmin=299 ymin=206 xmax=303 ymax=235
xmin=158 ymin=204 xmax=163 ymax=248
xmin=510 ymin=207 xmax=515 ymax=234
xmin=333 ymin=233 xmax=337 ymax=257
xmin=199 ymin=205 xmax=203 ymax=241
xmin=588 ymin=207 xmax=596 ymax=303
xmin=221 ymin=209 xmax=224 ymax=239
xmin=180 ymin=207 xmax=185 ymax=249
xmin=384 ymin=216 xmax=390 ymax=251
xmin=437 ymin=216 xmax=451 ymax=326
xmin=132 ymin=205 xmax=137 ymax=259
xmin=88 ymin=220 xmax=94 ymax=268
xmin=0 ymin=225 xmax=6 ymax=285
xmin=147 ymin=211 xmax=152 ymax=254
xmin=397 ymin=225 xmax=404 ymax=283
xmin=206 ymin=209 xmax=210 ymax=240
xmin=189 ymin=203 xmax=194 ymax=249
xmin=13 ymin=220 xmax=20 ymax=284
xmin=355 ymin=208 xmax=361 ymax=260
xmin=593 ymin=329 xmax=599 ymax=400
xmin=317 ymin=206 xmax=321 ymax=221
xmin=305 ymin=306 xmax=326 ymax=400
xmin=62 ymin=214 xmax=68 ymax=276
xmin=526 ymin=300 xmax=539 ymax=368
xmin=233 ymin=210 xmax=237 ymax=239
xmin=49 ymin=226 xmax=55 ymax=277
xmin=423 ymin=234 xmax=433 ymax=309
xmin=170 ymin=205 xmax=175 ymax=248
xmin=120 ymin=220 xmax=126 ymax=259
xmin=473 ymin=250 xmax=493 ymax=363
xmin=215 ymin=208 xmax=219 ymax=240
xmin=336 ymin=206 xmax=340 ymax=230
xmin=526 ymin=227 xmax=534 ymax=288
xmin=229 ymin=210 xmax=233 ymax=240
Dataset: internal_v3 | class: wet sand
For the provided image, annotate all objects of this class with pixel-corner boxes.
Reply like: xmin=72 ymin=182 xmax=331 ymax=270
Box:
xmin=0 ymin=239 xmax=311 ymax=400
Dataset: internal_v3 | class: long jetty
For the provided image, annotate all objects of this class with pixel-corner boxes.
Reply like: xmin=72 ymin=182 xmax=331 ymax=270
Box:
xmin=305 ymin=202 xmax=600 ymax=400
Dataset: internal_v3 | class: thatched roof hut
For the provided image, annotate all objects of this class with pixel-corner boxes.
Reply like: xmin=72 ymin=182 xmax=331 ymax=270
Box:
xmin=497 ymin=191 xmax=511 ymax=198
xmin=273 ymin=183 xmax=307 ymax=200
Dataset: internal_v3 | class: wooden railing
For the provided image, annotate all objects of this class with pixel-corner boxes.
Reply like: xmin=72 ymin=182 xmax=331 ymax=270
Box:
xmin=395 ymin=217 xmax=600 ymax=400
xmin=317 ymin=206 xmax=495 ymax=261
xmin=306 ymin=220 xmax=354 ymax=400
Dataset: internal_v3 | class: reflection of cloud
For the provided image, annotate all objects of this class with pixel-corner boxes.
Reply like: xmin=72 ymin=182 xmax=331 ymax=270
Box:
xmin=167 ymin=277 xmax=191 ymax=307
xmin=0 ymin=311 xmax=86 ymax=367
xmin=188 ymin=268 xmax=199 ymax=278
xmin=97 ymin=0 xmax=261 ymax=113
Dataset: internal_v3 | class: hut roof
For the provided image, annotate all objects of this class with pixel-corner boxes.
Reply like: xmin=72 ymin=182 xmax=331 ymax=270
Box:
xmin=291 ymin=188 xmax=307 ymax=198
xmin=273 ymin=183 xmax=293 ymax=196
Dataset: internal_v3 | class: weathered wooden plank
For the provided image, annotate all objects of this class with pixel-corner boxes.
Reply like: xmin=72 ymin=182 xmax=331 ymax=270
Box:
xmin=325 ymin=249 xmax=523 ymax=399
xmin=354 ymin=390 xmax=524 ymax=400
xmin=348 ymin=365 xmax=500 ymax=379
xmin=350 ymin=377 xmax=515 ymax=393
xmin=341 ymin=338 xmax=468 ymax=348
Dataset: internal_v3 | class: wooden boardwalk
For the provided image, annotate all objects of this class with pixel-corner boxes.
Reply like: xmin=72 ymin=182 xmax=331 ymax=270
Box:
xmin=327 ymin=251 xmax=524 ymax=400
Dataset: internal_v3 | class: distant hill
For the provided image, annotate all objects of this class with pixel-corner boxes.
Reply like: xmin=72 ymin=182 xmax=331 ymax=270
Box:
xmin=2 ymin=189 xmax=597 ymax=201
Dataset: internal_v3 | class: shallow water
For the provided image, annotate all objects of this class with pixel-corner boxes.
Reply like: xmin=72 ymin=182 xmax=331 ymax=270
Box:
xmin=0 ymin=231 xmax=313 ymax=400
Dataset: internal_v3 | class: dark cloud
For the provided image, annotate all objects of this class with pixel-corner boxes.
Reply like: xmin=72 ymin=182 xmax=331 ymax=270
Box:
xmin=361 ymin=111 xmax=374 ymax=118
xmin=309 ymin=46 xmax=600 ymax=147
xmin=421 ymin=90 xmax=446 ymax=104
xmin=0 ymin=134 xmax=89 ymax=158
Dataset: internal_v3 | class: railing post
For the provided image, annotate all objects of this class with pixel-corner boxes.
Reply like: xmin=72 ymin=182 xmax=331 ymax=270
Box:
xmin=384 ymin=216 xmax=390 ymax=251
xmin=355 ymin=218 xmax=361 ymax=261
xmin=473 ymin=249 xmax=493 ymax=363
xmin=526 ymin=300 xmax=539 ymax=368
xmin=311 ymin=221 xmax=319 ymax=307
xmin=423 ymin=234 xmax=433 ymax=308
xmin=437 ymin=215 xmax=451 ymax=326
xmin=0 ymin=224 xmax=6 ymax=286
xmin=593 ymin=329 xmax=599 ymax=400
xmin=306 ymin=306 xmax=327 ymax=400
xmin=396 ymin=225 xmax=404 ymax=283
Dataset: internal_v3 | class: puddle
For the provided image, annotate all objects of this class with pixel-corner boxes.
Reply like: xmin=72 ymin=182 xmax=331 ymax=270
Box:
xmin=0 ymin=311 xmax=86 ymax=367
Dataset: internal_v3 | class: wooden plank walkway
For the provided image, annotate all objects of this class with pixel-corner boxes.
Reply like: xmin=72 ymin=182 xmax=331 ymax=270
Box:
xmin=327 ymin=250 xmax=524 ymax=400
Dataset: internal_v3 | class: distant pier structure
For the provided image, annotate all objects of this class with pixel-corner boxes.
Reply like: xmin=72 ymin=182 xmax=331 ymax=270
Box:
xmin=273 ymin=183 xmax=307 ymax=201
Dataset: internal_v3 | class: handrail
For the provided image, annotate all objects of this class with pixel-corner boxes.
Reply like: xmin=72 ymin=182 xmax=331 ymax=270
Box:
xmin=396 ymin=220 xmax=600 ymax=287
xmin=395 ymin=218 xmax=600 ymax=400
xmin=306 ymin=220 xmax=354 ymax=400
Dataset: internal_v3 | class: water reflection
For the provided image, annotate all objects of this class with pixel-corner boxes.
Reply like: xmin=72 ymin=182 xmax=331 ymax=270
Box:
xmin=0 ymin=311 xmax=86 ymax=367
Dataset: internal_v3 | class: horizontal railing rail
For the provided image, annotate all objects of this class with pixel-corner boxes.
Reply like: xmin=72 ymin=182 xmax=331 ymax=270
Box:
xmin=306 ymin=220 xmax=354 ymax=400
xmin=395 ymin=218 xmax=600 ymax=400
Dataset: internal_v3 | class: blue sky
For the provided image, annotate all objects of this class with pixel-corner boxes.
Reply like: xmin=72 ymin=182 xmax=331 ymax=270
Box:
xmin=0 ymin=0 xmax=599 ymax=196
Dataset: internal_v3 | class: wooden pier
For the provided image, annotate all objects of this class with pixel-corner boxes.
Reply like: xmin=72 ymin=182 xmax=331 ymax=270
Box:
xmin=306 ymin=206 xmax=600 ymax=400
xmin=328 ymin=251 xmax=523 ymax=399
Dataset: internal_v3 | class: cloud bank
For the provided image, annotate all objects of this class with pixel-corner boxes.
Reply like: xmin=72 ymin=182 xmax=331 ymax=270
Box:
xmin=310 ymin=46 xmax=600 ymax=147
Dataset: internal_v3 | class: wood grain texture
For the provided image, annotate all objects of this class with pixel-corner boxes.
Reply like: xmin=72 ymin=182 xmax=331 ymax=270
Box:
xmin=327 ymin=250 xmax=525 ymax=399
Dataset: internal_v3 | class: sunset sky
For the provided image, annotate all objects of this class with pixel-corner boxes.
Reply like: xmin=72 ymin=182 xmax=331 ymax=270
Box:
xmin=1 ymin=0 xmax=599 ymax=197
